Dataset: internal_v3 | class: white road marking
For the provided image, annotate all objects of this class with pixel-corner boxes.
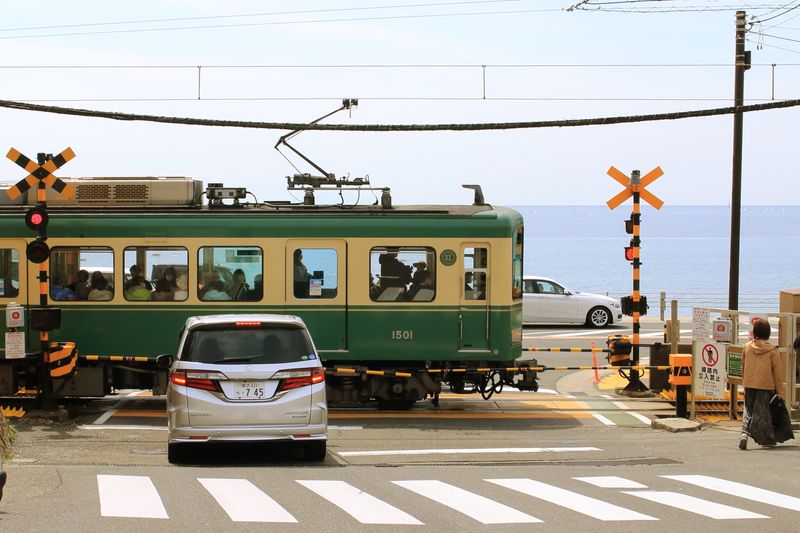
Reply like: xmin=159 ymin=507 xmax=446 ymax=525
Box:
xmin=393 ymin=480 xmax=542 ymax=524
xmin=297 ymin=480 xmax=422 ymax=525
xmin=546 ymin=329 xmax=619 ymax=338
xmin=93 ymin=390 xmax=143 ymax=425
xmin=97 ymin=475 xmax=168 ymax=519
xmin=198 ymin=478 xmax=297 ymax=523
xmin=626 ymin=412 xmax=652 ymax=425
xmin=79 ymin=425 xmax=167 ymax=431
xmin=486 ymin=478 xmax=657 ymax=521
xmin=337 ymin=446 xmax=601 ymax=457
xmin=624 ymin=491 xmax=768 ymax=519
xmin=612 ymin=401 xmax=629 ymax=410
xmin=591 ymin=413 xmax=616 ymax=426
xmin=663 ymin=475 xmax=800 ymax=512
xmin=328 ymin=425 xmax=363 ymax=430
xmin=574 ymin=476 xmax=648 ymax=489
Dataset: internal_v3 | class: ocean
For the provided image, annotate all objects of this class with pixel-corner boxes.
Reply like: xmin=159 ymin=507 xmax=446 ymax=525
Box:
xmin=515 ymin=206 xmax=800 ymax=315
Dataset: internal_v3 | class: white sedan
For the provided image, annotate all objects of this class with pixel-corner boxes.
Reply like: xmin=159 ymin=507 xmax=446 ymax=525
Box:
xmin=522 ymin=276 xmax=622 ymax=327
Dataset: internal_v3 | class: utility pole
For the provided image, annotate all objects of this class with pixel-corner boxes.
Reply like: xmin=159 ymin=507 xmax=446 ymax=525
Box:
xmin=729 ymin=10 xmax=750 ymax=310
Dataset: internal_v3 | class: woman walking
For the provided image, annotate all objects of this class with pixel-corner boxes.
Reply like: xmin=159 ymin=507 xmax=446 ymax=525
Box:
xmin=739 ymin=319 xmax=787 ymax=450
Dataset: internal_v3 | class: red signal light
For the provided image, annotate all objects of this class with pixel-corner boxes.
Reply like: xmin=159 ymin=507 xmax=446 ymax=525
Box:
xmin=25 ymin=206 xmax=49 ymax=232
xmin=624 ymin=246 xmax=635 ymax=262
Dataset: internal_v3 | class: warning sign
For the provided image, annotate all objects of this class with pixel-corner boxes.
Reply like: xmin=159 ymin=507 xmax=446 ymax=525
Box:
xmin=692 ymin=308 xmax=711 ymax=342
xmin=712 ymin=319 xmax=732 ymax=343
xmin=697 ymin=341 xmax=726 ymax=398
xmin=4 ymin=331 xmax=25 ymax=359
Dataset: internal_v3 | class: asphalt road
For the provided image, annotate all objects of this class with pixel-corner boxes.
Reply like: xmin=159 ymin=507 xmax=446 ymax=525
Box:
xmin=2 ymin=319 xmax=797 ymax=532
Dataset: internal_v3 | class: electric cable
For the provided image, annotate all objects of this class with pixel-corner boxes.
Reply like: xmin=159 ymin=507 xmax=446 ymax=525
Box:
xmin=1 ymin=97 xmax=799 ymax=132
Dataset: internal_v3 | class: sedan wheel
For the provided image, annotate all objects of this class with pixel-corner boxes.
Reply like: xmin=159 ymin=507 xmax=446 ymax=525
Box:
xmin=587 ymin=307 xmax=611 ymax=328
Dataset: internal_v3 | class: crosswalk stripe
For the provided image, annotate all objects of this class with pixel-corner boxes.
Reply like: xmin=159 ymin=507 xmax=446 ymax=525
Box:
xmin=297 ymin=480 xmax=423 ymax=525
xmin=337 ymin=446 xmax=601 ymax=457
xmin=591 ymin=412 xmax=616 ymax=426
xmin=392 ymin=480 xmax=542 ymax=524
xmin=486 ymin=478 xmax=658 ymax=521
xmin=198 ymin=478 xmax=297 ymax=523
xmin=663 ymin=475 xmax=800 ymax=512
xmin=97 ymin=475 xmax=168 ymax=519
xmin=574 ymin=476 xmax=648 ymax=489
xmin=624 ymin=491 xmax=768 ymax=519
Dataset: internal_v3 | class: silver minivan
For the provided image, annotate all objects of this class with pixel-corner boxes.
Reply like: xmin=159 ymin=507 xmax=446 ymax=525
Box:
xmin=158 ymin=314 xmax=327 ymax=463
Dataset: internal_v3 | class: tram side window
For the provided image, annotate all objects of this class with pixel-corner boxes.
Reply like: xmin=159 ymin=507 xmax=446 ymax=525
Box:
xmin=464 ymin=247 xmax=488 ymax=301
xmin=370 ymin=246 xmax=435 ymax=302
xmin=49 ymin=247 xmax=114 ymax=301
xmin=0 ymin=249 xmax=19 ymax=298
xmin=293 ymin=248 xmax=337 ymax=299
xmin=198 ymin=246 xmax=263 ymax=302
xmin=512 ymin=227 xmax=524 ymax=300
xmin=123 ymin=247 xmax=188 ymax=302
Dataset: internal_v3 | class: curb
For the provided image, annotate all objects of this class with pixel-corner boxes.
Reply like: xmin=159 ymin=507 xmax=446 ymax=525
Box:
xmin=651 ymin=417 xmax=702 ymax=432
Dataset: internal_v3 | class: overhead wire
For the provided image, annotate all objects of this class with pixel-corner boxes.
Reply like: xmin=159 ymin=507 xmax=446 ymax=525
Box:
xmin=0 ymin=97 xmax=799 ymax=132
xmin=0 ymin=7 xmax=562 ymax=40
xmin=0 ymin=0 xmax=522 ymax=33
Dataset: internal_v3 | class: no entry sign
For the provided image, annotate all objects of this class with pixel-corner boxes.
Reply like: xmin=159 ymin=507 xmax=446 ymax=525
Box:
xmin=697 ymin=341 xmax=726 ymax=398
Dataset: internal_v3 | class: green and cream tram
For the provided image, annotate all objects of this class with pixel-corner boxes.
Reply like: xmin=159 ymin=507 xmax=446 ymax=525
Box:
xmin=0 ymin=177 xmax=533 ymax=407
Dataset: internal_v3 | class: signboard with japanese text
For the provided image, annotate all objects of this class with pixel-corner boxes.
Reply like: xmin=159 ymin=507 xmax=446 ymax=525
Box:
xmin=4 ymin=331 xmax=25 ymax=359
xmin=727 ymin=345 xmax=743 ymax=385
xmin=697 ymin=341 xmax=727 ymax=398
xmin=692 ymin=308 xmax=711 ymax=342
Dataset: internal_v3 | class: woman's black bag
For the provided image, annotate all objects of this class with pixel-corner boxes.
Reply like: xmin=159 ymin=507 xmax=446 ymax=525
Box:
xmin=770 ymin=394 xmax=796 ymax=443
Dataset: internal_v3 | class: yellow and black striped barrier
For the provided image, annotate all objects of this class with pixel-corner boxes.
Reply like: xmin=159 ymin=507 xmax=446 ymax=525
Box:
xmin=81 ymin=354 xmax=151 ymax=363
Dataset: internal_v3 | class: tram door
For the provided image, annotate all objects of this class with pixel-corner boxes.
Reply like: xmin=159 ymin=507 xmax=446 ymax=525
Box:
xmin=459 ymin=244 xmax=490 ymax=351
xmin=285 ymin=240 xmax=347 ymax=353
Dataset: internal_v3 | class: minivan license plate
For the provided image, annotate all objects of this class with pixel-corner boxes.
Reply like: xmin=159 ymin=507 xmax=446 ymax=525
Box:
xmin=233 ymin=381 xmax=266 ymax=400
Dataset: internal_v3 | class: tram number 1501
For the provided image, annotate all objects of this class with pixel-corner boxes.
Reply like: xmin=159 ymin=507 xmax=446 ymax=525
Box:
xmin=391 ymin=330 xmax=414 ymax=341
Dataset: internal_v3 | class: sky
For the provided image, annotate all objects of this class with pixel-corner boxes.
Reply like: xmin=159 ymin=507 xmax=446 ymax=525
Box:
xmin=0 ymin=1 xmax=799 ymax=206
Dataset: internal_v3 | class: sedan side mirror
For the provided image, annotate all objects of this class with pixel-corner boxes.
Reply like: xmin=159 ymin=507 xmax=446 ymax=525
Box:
xmin=156 ymin=354 xmax=174 ymax=369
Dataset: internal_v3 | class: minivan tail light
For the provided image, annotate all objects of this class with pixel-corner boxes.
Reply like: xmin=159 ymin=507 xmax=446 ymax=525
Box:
xmin=275 ymin=367 xmax=325 ymax=392
xmin=170 ymin=370 xmax=225 ymax=392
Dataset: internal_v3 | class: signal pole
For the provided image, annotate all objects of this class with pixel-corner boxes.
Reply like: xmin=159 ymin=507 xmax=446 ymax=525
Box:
xmin=35 ymin=155 xmax=55 ymax=409
xmin=607 ymin=166 xmax=664 ymax=395
xmin=627 ymin=171 xmax=645 ymax=392
xmin=729 ymin=10 xmax=750 ymax=310
xmin=6 ymin=147 xmax=76 ymax=411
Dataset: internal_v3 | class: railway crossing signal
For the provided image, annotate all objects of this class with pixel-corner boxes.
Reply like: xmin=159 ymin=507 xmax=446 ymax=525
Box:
xmin=607 ymin=165 xmax=664 ymax=394
xmin=4 ymin=147 xmax=75 ymax=201
xmin=5 ymin=147 xmax=77 ymax=410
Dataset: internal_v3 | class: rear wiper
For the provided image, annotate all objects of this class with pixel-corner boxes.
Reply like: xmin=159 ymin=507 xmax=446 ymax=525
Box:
xmin=208 ymin=356 xmax=259 ymax=364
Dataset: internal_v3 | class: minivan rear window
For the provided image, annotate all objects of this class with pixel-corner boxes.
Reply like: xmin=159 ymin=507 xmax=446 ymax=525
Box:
xmin=181 ymin=326 xmax=315 ymax=365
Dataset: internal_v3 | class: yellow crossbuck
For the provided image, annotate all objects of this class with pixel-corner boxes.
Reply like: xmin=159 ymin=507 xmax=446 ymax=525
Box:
xmin=4 ymin=147 xmax=76 ymax=201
